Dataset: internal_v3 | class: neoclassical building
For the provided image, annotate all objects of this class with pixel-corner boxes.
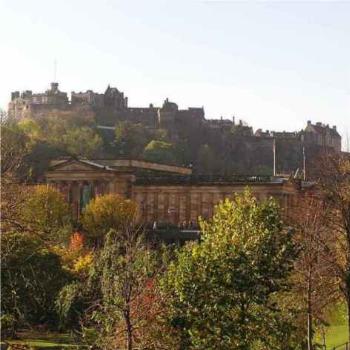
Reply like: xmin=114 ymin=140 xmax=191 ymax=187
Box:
xmin=46 ymin=158 xmax=308 ymax=227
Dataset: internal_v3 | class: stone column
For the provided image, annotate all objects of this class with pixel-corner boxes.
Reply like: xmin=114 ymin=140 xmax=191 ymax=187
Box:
xmin=66 ymin=181 xmax=73 ymax=204
xmin=77 ymin=181 xmax=84 ymax=219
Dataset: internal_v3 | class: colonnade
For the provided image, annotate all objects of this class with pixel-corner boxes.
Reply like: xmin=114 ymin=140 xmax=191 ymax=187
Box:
xmin=47 ymin=179 xmax=110 ymax=217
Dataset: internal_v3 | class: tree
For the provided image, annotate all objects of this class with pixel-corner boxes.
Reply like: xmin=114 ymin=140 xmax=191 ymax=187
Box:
xmin=196 ymin=143 xmax=219 ymax=174
xmin=19 ymin=185 xmax=72 ymax=244
xmin=161 ymin=190 xmax=297 ymax=349
xmin=29 ymin=113 xmax=102 ymax=158
xmin=143 ymin=140 xmax=178 ymax=164
xmin=1 ymin=232 xmax=71 ymax=329
xmin=287 ymin=196 xmax=340 ymax=350
xmin=18 ymin=117 xmax=41 ymax=141
xmin=85 ymin=228 xmax=161 ymax=350
xmin=114 ymin=121 xmax=151 ymax=158
xmin=317 ymin=153 xmax=350 ymax=341
xmin=62 ymin=126 xmax=103 ymax=158
xmin=0 ymin=121 xmax=29 ymax=182
xmin=80 ymin=194 xmax=137 ymax=244
xmin=22 ymin=141 xmax=65 ymax=181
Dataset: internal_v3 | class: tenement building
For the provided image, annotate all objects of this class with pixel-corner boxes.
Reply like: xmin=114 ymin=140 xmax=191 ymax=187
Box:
xmin=46 ymin=157 xmax=309 ymax=227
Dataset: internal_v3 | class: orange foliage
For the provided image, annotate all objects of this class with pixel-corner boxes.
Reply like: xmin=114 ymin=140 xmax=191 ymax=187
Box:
xmin=69 ymin=231 xmax=85 ymax=251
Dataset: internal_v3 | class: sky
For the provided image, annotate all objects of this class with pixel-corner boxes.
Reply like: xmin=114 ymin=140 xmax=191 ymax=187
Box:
xmin=0 ymin=0 xmax=349 ymax=149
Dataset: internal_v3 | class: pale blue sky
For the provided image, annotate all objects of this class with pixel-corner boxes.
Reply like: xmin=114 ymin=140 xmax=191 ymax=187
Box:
xmin=1 ymin=0 xmax=349 ymax=148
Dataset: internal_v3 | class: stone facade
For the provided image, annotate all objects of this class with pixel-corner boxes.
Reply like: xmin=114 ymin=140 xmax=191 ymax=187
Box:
xmin=304 ymin=120 xmax=341 ymax=152
xmin=46 ymin=158 xmax=308 ymax=226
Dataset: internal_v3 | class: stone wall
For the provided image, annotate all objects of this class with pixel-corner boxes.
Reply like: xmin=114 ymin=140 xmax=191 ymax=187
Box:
xmin=132 ymin=182 xmax=296 ymax=226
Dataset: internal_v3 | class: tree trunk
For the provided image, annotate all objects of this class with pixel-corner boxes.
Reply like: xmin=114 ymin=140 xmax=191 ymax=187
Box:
xmin=347 ymin=289 xmax=350 ymax=343
xmin=307 ymin=267 xmax=313 ymax=350
xmin=125 ymin=308 xmax=133 ymax=350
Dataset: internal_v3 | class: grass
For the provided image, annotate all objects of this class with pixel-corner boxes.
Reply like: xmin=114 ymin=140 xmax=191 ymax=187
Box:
xmin=6 ymin=331 xmax=86 ymax=349
xmin=315 ymin=302 xmax=349 ymax=349
xmin=316 ymin=324 xmax=348 ymax=349
xmin=4 ymin=321 xmax=349 ymax=349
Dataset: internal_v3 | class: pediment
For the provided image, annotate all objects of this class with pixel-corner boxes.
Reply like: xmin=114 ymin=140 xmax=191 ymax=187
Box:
xmin=50 ymin=159 xmax=106 ymax=172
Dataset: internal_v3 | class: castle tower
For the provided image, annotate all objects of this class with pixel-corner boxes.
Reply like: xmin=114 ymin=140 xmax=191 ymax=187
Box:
xmin=158 ymin=98 xmax=177 ymax=127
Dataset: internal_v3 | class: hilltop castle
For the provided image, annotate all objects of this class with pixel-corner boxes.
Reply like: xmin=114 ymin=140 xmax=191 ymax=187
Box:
xmin=8 ymin=82 xmax=205 ymax=131
xmin=8 ymin=82 xmax=342 ymax=176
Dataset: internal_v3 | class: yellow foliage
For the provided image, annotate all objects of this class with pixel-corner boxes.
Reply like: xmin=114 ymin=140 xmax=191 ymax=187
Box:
xmin=18 ymin=118 xmax=41 ymax=140
xmin=22 ymin=185 xmax=71 ymax=241
xmin=73 ymin=252 xmax=94 ymax=274
xmin=80 ymin=194 xmax=137 ymax=239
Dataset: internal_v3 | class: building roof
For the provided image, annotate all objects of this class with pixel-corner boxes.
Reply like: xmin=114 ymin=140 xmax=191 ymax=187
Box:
xmin=49 ymin=157 xmax=193 ymax=175
xmin=305 ymin=121 xmax=340 ymax=137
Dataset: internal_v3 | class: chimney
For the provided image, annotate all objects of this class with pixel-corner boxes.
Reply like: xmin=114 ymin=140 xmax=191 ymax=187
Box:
xmin=333 ymin=125 xmax=337 ymax=130
xmin=316 ymin=122 xmax=322 ymax=127
xmin=307 ymin=120 xmax=311 ymax=126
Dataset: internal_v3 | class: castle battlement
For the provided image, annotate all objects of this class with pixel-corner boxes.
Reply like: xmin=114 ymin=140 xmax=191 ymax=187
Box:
xmin=8 ymin=82 xmax=341 ymax=153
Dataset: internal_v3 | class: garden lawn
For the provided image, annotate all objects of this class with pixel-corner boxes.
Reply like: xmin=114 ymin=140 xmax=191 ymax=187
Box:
xmin=316 ymin=324 xmax=349 ymax=349
xmin=7 ymin=331 xmax=85 ymax=349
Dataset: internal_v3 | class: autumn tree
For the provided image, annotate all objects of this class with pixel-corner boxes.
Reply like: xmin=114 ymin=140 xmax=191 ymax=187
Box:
xmin=84 ymin=228 xmax=161 ymax=350
xmin=1 ymin=120 xmax=30 ymax=182
xmin=317 ymin=153 xmax=350 ymax=341
xmin=18 ymin=185 xmax=72 ymax=242
xmin=57 ymin=227 xmax=171 ymax=348
xmin=80 ymin=194 xmax=137 ymax=244
xmin=287 ymin=196 xmax=340 ymax=350
xmin=161 ymin=190 xmax=298 ymax=349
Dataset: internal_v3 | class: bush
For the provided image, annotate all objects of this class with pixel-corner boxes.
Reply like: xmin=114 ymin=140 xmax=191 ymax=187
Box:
xmin=1 ymin=314 xmax=16 ymax=339
xmin=1 ymin=232 xmax=72 ymax=328
xmin=80 ymin=194 xmax=137 ymax=243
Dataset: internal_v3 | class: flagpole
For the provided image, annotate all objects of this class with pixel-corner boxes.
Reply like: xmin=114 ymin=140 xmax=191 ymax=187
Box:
xmin=273 ymin=137 xmax=276 ymax=176
xmin=303 ymin=144 xmax=306 ymax=181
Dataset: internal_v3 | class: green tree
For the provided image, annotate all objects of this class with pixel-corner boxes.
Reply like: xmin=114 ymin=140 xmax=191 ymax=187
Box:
xmin=80 ymin=194 xmax=137 ymax=244
xmin=62 ymin=126 xmax=103 ymax=157
xmin=143 ymin=140 xmax=178 ymax=164
xmin=162 ymin=190 xmax=297 ymax=349
xmin=21 ymin=140 xmax=64 ymax=181
xmin=114 ymin=121 xmax=150 ymax=157
xmin=1 ymin=232 xmax=71 ymax=329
